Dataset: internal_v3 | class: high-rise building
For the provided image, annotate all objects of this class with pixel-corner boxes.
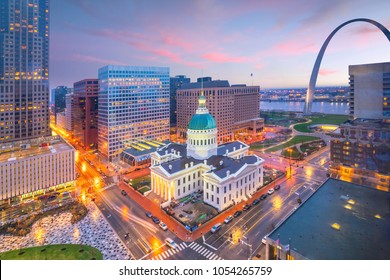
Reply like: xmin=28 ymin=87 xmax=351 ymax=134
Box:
xmin=0 ymin=0 xmax=50 ymax=143
xmin=176 ymin=78 xmax=263 ymax=143
xmin=73 ymin=79 xmax=99 ymax=151
xmin=169 ymin=75 xmax=190 ymax=125
xmin=330 ymin=62 xmax=390 ymax=187
xmin=349 ymin=62 xmax=390 ymax=120
xmin=53 ymin=86 xmax=68 ymax=117
xmin=65 ymin=93 xmax=74 ymax=133
xmin=98 ymin=66 xmax=170 ymax=161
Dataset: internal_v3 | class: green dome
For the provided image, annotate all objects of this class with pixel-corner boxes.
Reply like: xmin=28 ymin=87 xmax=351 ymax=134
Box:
xmin=188 ymin=113 xmax=217 ymax=130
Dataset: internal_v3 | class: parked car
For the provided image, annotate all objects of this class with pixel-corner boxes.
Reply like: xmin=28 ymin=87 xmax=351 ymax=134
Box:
xmin=274 ymin=185 xmax=280 ymax=191
xmin=224 ymin=215 xmax=233 ymax=224
xmin=159 ymin=222 xmax=168 ymax=231
xmin=145 ymin=211 xmax=153 ymax=218
xmin=152 ymin=216 xmax=160 ymax=224
xmin=243 ymin=203 xmax=251 ymax=211
xmin=121 ymin=190 xmax=127 ymax=196
xmin=164 ymin=207 xmax=175 ymax=216
xmin=267 ymin=188 xmax=275 ymax=195
xmin=211 ymin=223 xmax=222 ymax=233
xmin=262 ymin=235 xmax=267 ymax=244
xmin=233 ymin=210 xmax=242 ymax=217
xmin=260 ymin=194 xmax=267 ymax=200
xmin=165 ymin=238 xmax=178 ymax=249
xmin=252 ymin=198 xmax=260 ymax=205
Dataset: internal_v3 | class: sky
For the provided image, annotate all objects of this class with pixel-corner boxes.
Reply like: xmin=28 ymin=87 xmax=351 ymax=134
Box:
xmin=50 ymin=0 xmax=390 ymax=89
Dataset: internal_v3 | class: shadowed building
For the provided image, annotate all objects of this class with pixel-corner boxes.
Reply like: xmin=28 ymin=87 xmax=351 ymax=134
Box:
xmin=170 ymin=75 xmax=190 ymax=126
xmin=73 ymin=79 xmax=99 ymax=151
xmin=265 ymin=179 xmax=390 ymax=260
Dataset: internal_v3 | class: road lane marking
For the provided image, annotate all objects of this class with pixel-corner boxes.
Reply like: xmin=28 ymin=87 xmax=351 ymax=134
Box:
xmin=199 ymin=248 xmax=207 ymax=254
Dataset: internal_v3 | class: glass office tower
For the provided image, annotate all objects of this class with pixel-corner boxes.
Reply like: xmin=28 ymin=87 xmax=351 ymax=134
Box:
xmin=98 ymin=66 xmax=170 ymax=162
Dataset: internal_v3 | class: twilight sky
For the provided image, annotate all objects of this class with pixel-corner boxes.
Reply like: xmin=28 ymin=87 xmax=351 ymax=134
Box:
xmin=50 ymin=0 xmax=390 ymax=89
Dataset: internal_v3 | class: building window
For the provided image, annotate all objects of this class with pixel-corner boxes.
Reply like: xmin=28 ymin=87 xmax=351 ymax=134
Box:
xmin=183 ymin=177 xmax=186 ymax=183
xmin=188 ymin=175 xmax=190 ymax=182
xmin=216 ymin=187 xmax=219 ymax=194
xmin=178 ymin=189 xmax=180 ymax=196
xmin=206 ymin=183 xmax=209 ymax=189
xmin=178 ymin=179 xmax=181 ymax=186
xmin=207 ymin=193 xmax=209 ymax=199
xmin=224 ymin=186 xmax=226 ymax=193
xmin=229 ymin=184 xmax=231 ymax=191
xmin=211 ymin=185 xmax=214 ymax=192
xmin=183 ymin=187 xmax=185 ymax=193
xmin=224 ymin=197 xmax=226 ymax=204
xmin=217 ymin=197 xmax=219 ymax=204
xmin=193 ymin=182 xmax=195 ymax=189
xmin=211 ymin=195 xmax=214 ymax=202
xmin=193 ymin=173 xmax=195 ymax=179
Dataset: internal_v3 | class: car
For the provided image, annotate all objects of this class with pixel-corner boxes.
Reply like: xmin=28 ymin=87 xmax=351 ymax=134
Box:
xmin=164 ymin=207 xmax=175 ymax=216
xmin=124 ymin=233 xmax=129 ymax=239
xmin=267 ymin=188 xmax=275 ymax=195
xmin=159 ymin=222 xmax=168 ymax=231
xmin=260 ymin=194 xmax=267 ymax=200
xmin=233 ymin=210 xmax=242 ymax=217
xmin=152 ymin=216 xmax=160 ymax=224
xmin=211 ymin=223 xmax=222 ymax=233
xmin=165 ymin=238 xmax=178 ymax=249
xmin=145 ymin=211 xmax=152 ymax=218
xmin=274 ymin=185 xmax=280 ymax=191
xmin=262 ymin=235 xmax=267 ymax=244
xmin=121 ymin=190 xmax=127 ymax=196
xmin=243 ymin=203 xmax=251 ymax=211
xmin=252 ymin=198 xmax=260 ymax=205
xmin=224 ymin=215 xmax=233 ymax=224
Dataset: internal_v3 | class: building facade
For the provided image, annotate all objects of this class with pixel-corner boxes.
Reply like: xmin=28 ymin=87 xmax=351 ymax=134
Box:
xmin=331 ymin=62 xmax=390 ymax=187
xmin=73 ymin=79 xmax=99 ymax=150
xmin=349 ymin=62 xmax=390 ymax=120
xmin=0 ymin=0 xmax=51 ymax=143
xmin=176 ymin=79 xmax=262 ymax=143
xmin=55 ymin=111 xmax=66 ymax=130
xmin=53 ymin=86 xmax=68 ymax=117
xmin=65 ymin=93 xmax=74 ymax=133
xmin=0 ymin=135 xmax=76 ymax=201
xmin=98 ymin=66 xmax=170 ymax=161
xmin=151 ymin=94 xmax=264 ymax=211
xmin=169 ymin=75 xmax=190 ymax=126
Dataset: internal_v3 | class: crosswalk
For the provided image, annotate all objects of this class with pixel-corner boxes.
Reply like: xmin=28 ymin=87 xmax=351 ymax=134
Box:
xmin=149 ymin=242 xmax=224 ymax=260
xmin=188 ymin=242 xmax=224 ymax=260
xmin=150 ymin=242 xmax=188 ymax=260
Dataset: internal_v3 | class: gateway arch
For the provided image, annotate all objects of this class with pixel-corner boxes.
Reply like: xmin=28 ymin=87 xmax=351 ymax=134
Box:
xmin=304 ymin=18 xmax=390 ymax=114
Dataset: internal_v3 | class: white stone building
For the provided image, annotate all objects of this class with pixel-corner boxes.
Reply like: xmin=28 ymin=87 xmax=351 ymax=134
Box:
xmin=150 ymin=94 xmax=264 ymax=211
xmin=0 ymin=136 xmax=76 ymax=201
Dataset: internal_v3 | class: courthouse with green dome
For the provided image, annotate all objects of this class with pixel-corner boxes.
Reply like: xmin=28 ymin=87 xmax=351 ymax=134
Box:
xmin=150 ymin=94 xmax=265 ymax=211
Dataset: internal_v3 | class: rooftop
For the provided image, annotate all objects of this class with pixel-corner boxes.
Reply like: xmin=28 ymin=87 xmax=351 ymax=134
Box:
xmin=0 ymin=136 xmax=74 ymax=163
xmin=341 ymin=118 xmax=390 ymax=129
xmin=122 ymin=140 xmax=170 ymax=158
xmin=180 ymin=80 xmax=230 ymax=89
xmin=269 ymin=178 xmax=390 ymax=260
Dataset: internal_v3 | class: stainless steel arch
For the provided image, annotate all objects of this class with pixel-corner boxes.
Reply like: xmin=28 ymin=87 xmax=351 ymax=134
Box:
xmin=304 ymin=18 xmax=390 ymax=114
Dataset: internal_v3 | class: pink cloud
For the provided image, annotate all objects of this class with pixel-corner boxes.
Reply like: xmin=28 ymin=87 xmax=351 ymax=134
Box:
xmin=274 ymin=41 xmax=318 ymax=55
xmin=71 ymin=54 xmax=126 ymax=65
xmin=319 ymin=68 xmax=337 ymax=76
xmin=149 ymin=49 xmax=181 ymax=63
xmin=201 ymin=52 xmax=249 ymax=63
xmin=162 ymin=35 xmax=193 ymax=51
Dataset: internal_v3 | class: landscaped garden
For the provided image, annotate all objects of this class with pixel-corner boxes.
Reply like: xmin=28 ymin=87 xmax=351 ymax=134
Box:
xmin=265 ymin=135 xmax=320 ymax=153
xmin=124 ymin=175 xmax=151 ymax=194
xmin=0 ymin=244 xmax=102 ymax=260
xmin=0 ymin=201 xmax=88 ymax=237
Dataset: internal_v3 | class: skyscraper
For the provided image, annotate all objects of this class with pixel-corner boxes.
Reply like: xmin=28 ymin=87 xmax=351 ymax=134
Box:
xmin=53 ymin=85 xmax=68 ymax=118
xmin=98 ymin=66 xmax=170 ymax=161
xmin=349 ymin=62 xmax=390 ymax=120
xmin=73 ymin=79 xmax=99 ymax=151
xmin=169 ymin=75 xmax=190 ymax=126
xmin=0 ymin=0 xmax=50 ymax=143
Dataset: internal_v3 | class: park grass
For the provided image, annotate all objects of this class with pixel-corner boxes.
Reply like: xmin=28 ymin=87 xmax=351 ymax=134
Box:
xmin=131 ymin=175 xmax=151 ymax=189
xmin=0 ymin=244 xmax=103 ymax=260
xmin=138 ymin=186 xmax=151 ymax=195
xmin=265 ymin=135 xmax=320 ymax=152
xmin=281 ymin=147 xmax=301 ymax=159
xmin=294 ymin=114 xmax=348 ymax=133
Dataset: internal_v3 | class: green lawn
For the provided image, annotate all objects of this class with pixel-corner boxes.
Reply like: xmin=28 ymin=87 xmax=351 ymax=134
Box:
xmin=281 ymin=146 xmax=301 ymax=159
xmin=130 ymin=175 xmax=151 ymax=189
xmin=0 ymin=244 xmax=103 ymax=260
xmin=265 ymin=135 xmax=320 ymax=152
xmin=294 ymin=114 xmax=348 ymax=133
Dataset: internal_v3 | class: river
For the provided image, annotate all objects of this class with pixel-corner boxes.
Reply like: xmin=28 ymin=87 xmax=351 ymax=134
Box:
xmin=260 ymin=101 xmax=349 ymax=115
